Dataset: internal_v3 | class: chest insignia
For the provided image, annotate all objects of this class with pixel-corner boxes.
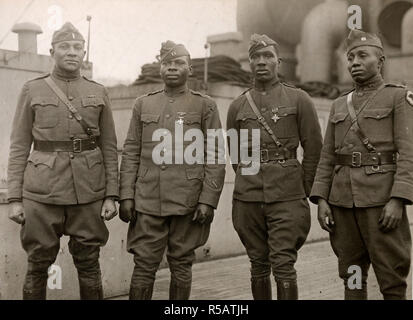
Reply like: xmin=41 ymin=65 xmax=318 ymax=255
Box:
xmin=271 ymin=107 xmax=281 ymax=124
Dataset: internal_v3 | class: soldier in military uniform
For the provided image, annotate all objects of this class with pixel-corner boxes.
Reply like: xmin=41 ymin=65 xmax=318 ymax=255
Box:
xmin=7 ymin=22 xmax=119 ymax=300
xmin=119 ymin=41 xmax=225 ymax=300
xmin=227 ymin=34 xmax=323 ymax=300
xmin=310 ymin=29 xmax=413 ymax=300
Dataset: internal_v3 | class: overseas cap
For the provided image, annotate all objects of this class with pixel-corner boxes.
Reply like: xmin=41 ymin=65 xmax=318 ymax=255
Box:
xmin=346 ymin=29 xmax=383 ymax=53
xmin=248 ymin=34 xmax=279 ymax=58
xmin=158 ymin=40 xmax=190 ymax=63
xmin=52 ymin=22 xmax=85 ymax=45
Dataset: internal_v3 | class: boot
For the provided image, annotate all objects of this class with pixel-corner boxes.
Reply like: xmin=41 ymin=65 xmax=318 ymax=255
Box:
xmin=129 ymin=285 xmax=154 ymax=300
xmin=345 ymin=287 xmax=367 ymax=300
xmin=70 ymin=242 xmax=104 ymax=300
xmin=79 ymin=285 xmax=104 ymax=300
xmin=276 ymin=280 xmax=298 ymax=300
xmin=251 ymin=277 xmax=272 ymax=300
xmin=22 ymin=261 xmax=49 ymax=300
xmin=169 ymin=279 xmax=191 ymax=300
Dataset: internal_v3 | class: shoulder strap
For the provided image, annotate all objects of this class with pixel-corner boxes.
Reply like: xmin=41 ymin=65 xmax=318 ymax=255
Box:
xmin=346 ymin=90 xmax=382 ymax=152
xmin=245 ymin=91 xmax=283 ymax=148
xmin=44 ymin=77 xmax=95 ymax=138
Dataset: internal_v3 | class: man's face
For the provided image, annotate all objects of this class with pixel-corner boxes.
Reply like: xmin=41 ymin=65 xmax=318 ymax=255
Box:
xmin=50 ymin=40 xmax=85 ymax=73
xmin=160 ymin=56 xmax=192 ymax=87
xmin=347 ymin=46 xmax=384 ymax=83
xmin=249 ymin=46 xmax=279 ymax=83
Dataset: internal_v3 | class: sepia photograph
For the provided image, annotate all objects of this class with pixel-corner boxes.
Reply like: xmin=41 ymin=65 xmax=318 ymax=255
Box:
xmin=0 ymin=0 xmax=412 ymax=308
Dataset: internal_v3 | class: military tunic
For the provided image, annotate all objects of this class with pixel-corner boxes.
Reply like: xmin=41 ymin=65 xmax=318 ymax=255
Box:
xmin=227 ymin=81 xmax=323 ymax=201
xmin=120 ymin=87 xmax=225 ymax=215
xmin=310 ymin=77 xmax=413 ymax=206
xmin=7 ymin=71 xmax=119 ymax=204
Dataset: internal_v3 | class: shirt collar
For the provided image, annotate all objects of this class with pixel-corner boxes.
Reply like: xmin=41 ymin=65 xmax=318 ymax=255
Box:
xmin=52 ymin=66 xmax=81 ymax=81
xmin=354 ymin=74 xmax=384 ymax=92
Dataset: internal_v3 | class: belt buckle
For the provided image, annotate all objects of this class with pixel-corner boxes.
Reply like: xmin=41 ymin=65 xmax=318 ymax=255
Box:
xmin=73 ymin=138 xmax=82 ymax=153
xmin=260 ymin=149 xmax=269 ymax=163
xmin=351 ymin=152 xmax=362 ymax=167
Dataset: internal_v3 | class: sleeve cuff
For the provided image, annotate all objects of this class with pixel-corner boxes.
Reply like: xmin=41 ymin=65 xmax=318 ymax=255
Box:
xmin=198 ymin=192 xmax=220 ymax=209
xmin=391 ymin=182 xmax=413 ymax=205
xmin=309 ymin=182 xmax=330 ymax=204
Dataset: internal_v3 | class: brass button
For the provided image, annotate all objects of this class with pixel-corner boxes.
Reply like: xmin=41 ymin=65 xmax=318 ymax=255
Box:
xmin=166 ymin=114 xmax=170 ymax=119
xmin=261 ymin=108 xmax=267 ymax=112
xmin=69 ymin=153 xmax=74 ymax=159
xmin=169 ymin=99 xmax=174 ymax=103
xmin=68 ymin=114 xmax=73 ymax=119
xmin=68 ymin=96 xmax=74 ymax=101
xmin=161 ymin=165 xmax=166 ymax=170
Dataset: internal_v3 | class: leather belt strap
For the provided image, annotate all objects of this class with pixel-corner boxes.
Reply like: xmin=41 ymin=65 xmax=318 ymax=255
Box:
xmin=44 ymin=77 xmax=96 ymax=139
xmin=344 ymin=86 xmax=385 ymax=152
xmin=34 ymin=138 xmax=98 ymax=153
xmin=260 ymin=148 xmax=297 ymax=163
xmin=245 ymin=91 xmax=283 ymax=148
xmin=335 ymin=151 xmax=397 ymax=167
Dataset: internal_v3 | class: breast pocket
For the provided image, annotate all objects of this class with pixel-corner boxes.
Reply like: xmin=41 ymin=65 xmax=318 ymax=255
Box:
xmin=81 ymin=97 xmax=105 ymax=128
xmin=182 ymin=112 xmax=202 ymax=131
xmin=275 ymin=106 xmax=298 ymax=138
xmin=31 ymin=96 xmax=60 ymax=129
xmin=361 ymin=108 xmax=393 ymax=142
xmin=330 ymin=112 xmax=349 ymax=147
xmin=236 ymin=112 xmax=258 ymax=130
xmin=141 ymin=113 xmax=160 ymax=142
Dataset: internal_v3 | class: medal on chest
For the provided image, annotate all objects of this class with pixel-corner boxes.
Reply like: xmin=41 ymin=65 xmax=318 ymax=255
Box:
xmin=271 ymin=107 xmax=281 ymax=124
xmin=176 ymin=111 xmax=186 ymax=125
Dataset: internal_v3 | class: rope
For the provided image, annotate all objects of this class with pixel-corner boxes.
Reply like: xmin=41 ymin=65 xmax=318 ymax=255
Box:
xmin=133 ymin=55 xmax=342 ymax=99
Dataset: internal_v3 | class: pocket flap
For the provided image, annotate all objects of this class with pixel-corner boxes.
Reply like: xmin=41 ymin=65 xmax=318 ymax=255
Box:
xmin=81 ymin=97 xmax=105 ymax=107
xmin=277 ymin=106 xmax=297 ymax=116
xmin=364 ymin=164 xmax=397 ymax=175
xmin=236 ymin=112 xmax=257 ymax=121
xmin=184 ymin=113 xmax=202 ymax=124
xmin=31 ymin=96 xmax=59 ymax=107
xmin=141 ymin=113 xmax=160 ymax=123
xmin=330 ymin=112 xmax=348 ymax=124
xmin=363 ymin=108 xmax=392 ymax=120
xmin=85 ymin=151 xmax=103 ymax=168
xmin=28 ymin=151 xmax=57 ymax=168
xmin=137 ymin=166 xmax=148 ymax=178
xmin=185 ymin=167 xmax=204 ymax=180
